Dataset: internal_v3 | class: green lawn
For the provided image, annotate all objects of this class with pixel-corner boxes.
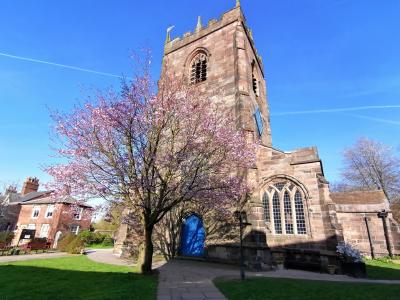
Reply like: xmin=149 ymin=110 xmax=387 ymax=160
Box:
xmin=366 ymin=259 xmax=400 ymax=280
xmin=215 ymin=277 xmax=400 ymax=300
xmin=0 ymin=256 xmax=157 ymax=300
xmin=85 ymin=243 xmax=114 ymax=249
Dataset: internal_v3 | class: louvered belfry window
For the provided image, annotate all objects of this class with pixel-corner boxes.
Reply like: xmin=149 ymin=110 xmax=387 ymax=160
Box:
xmin=190 ymin=52 xmax=207 ymax=84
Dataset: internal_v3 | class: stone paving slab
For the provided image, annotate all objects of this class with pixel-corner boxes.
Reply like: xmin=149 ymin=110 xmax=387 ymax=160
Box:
xmin=0 ymin=252 xmax=69 ymax=263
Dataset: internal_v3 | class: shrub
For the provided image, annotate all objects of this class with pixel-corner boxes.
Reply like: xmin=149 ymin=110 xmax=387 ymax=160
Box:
xmin=101 ymin=236 xmax=114 ymax=247
xmin=65 ymin=236 xmax=85 ymax=254
xmin=78 ymin=230 xmax=107 ymax=245
xmin=57 ymin=233 xmax=77 ymax=252
xmin=0 ymin=232 xmax=14 ymax=244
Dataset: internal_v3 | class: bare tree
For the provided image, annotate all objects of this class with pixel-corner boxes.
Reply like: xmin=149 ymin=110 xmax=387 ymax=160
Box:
xmin=340 ymin=137 xmax=400 ymax=202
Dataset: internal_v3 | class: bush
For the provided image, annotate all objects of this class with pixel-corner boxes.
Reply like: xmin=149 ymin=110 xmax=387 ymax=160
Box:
xmin=78 ymin=230 xmax=107 ymax=245
xmin=57 ymin=233 xmax=77 ymax=252
xmin=101 ymin=236 xmax=114 ymax=247
xmin=0 ymin=232 xmax=14 ymax=244
xmin=65 ymin=236 xmax=85 ymax=254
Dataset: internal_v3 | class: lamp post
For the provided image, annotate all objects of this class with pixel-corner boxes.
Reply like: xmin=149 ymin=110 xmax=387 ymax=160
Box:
xmin=377 ymin=210 xmax=393 ymax=258
xmin=234 ymin=210 xmax=252 ymax=281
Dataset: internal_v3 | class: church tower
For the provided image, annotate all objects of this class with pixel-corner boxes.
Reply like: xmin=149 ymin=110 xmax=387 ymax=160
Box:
xmin=162 ymin=2 xmax=272 ymax=147
xmin=161 ymin=2 xmax=343 ymax=258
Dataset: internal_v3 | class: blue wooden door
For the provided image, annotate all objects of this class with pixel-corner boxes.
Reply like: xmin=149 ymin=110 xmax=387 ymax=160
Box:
xmin=180 ymin=214 xmax=205 ymax=257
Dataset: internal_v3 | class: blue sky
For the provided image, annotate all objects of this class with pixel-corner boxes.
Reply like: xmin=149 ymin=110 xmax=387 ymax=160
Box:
xmin=1 ymin=0 xmax=399 ymax=189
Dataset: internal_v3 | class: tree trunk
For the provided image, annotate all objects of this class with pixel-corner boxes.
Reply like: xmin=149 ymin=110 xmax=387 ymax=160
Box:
xmin=140 ymin=225 xmax=154 ymax=275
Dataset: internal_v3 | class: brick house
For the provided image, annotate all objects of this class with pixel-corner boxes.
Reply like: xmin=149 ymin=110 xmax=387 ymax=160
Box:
xmin=115 ymin=2 xmax=400 ymax=267
xmin=5 ymin=177 xmax=92 ymax=247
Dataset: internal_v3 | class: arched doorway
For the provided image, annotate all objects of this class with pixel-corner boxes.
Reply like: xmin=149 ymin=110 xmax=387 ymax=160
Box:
xmin=180 ymin=214 xmax=205 ymax=257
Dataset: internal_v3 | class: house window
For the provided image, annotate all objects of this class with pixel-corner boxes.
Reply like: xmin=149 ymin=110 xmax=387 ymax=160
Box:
xmin=263 ymin=180 xmax=308 ymax=235
xmin=70 ymin=224 xmax=80 ymax=235
xmin=32 ymin=206 xmax=40 ymax=218
xmin=262 ymin=192 xmax=270 ymax=223
xmin=190 ymin=52 xmax=207 ymax=84
xmin=254 ymin=107 xmax=263 ymax=136
xmin=74 ymin=207 xmax=83 ymax=220
xmin=45 ymin=205 xmax=55 ymax=218
xmin=39 ymin=224 xmax=50 ymax=238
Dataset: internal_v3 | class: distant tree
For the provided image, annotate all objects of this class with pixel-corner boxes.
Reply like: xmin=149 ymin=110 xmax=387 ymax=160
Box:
xmin=340 ymin=138 xmax=400 ymax=203
xmin=94 ymin=204 xmax=123 ymax=232
xmin=45 ymin=57 xmax=254 ymax=274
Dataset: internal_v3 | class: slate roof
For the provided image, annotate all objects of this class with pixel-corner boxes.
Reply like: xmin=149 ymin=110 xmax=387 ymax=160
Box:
xmin=20 ymin=194 xmax=92 ymax=208
xmin=330 ymin=190 xmax=387 ymax=205
xmin=1 ymin=190 xmax=92 ymax=209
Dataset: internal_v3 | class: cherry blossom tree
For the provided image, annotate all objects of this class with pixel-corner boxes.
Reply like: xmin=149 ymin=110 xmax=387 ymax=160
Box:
xmin=45 ymin=61 xmax=254 ymax=274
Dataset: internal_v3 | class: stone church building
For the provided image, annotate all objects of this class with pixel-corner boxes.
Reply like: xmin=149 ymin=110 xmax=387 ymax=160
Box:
xmin=115 ymin=2 xmax=400 ymax=269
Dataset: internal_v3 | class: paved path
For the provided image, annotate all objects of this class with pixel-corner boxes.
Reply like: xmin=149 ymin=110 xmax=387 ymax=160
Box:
xmin=0 ymin=252 xmax=68 ymax=263
xmin=86 ymin=249 xmax=136 ymax=266
xmin=157 ymin=260 xmax=400 ymax=300
xmin=84 ymin=250 xmax=400 ymax=300
xmin=157 ymin=260 xmax=236 ymax=300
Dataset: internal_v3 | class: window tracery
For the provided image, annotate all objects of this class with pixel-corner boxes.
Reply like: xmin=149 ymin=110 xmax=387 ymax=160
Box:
xmin=262 ymin=179 xmax=308 ymax=235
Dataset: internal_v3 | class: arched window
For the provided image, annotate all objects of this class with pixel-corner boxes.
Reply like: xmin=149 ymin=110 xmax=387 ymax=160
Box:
xmin=190 ymin=52 xmax=207 ymax=84
xmin=272 ymin=192 xmax=282 ymax=234
xmin=262 ymin=192 xmax=270 ymax=223
xmin=262 ymin=180 xmax=308 ymax=235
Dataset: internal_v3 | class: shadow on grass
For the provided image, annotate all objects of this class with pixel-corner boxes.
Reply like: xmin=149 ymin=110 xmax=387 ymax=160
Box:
xmin=0 ymin=265 xmax=156 ymax=300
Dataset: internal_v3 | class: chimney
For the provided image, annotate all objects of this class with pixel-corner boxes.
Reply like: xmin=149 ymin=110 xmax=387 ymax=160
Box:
xmin=5 ymin=185 xmax=17 ymax=195
xmin=21 ymin=177 xmax=39 ymax=195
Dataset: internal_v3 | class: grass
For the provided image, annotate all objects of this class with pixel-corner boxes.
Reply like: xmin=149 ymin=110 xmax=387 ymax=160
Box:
xmin=215 ymin=277 xmax=400 ymax=300
xmin=366 ymin=259 xmax=400 ymax=280
xmin=85 ymin=243 xmax=114 ymax=249
xmin=0 ymin=255 xmax=157 ymax=300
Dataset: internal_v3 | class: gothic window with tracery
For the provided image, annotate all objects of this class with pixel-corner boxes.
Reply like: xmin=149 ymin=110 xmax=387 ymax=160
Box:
xmin=190 ymin=52 xmax=207 ymax=84
xmin=262 ymin=180 xmax=307 ymax=235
